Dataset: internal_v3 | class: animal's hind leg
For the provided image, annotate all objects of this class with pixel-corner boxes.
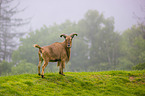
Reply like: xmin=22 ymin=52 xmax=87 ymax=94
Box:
xmin=41 ymin=60 xmax=49 ymax=78
xmin=38 ymin=51 xmax=42 ymax=76
xmin=38 ymin=61 xmax=41 ymax=76
xmin=57 ymin=61 xmax=60 ymax=67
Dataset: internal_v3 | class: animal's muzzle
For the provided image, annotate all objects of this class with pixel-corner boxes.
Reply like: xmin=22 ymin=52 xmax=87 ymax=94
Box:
xmin=67 ymin=44 xmax=71 ymax=48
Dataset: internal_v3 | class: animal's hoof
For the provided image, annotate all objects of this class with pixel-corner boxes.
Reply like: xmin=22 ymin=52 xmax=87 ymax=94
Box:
xmin=59 ymin=72 xmax=65 ymax=76
xmin=38 ymin=73 xmax=41 ymax=76
xmin=41 ymin=75 xmax=44 ymax=78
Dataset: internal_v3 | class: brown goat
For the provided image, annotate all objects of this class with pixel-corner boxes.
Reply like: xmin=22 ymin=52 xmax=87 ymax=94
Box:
xmin=34 ymin=33 xmax=77 ymax=78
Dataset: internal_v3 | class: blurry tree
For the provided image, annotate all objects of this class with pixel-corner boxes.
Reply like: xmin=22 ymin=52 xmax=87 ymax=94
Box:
xmin=78 ymin=10 xmax=121 ymax=71
xmin=120 ymin=25 xmax=145 ymax=70
xmin=0 ymin=0 xmax=28 ymax=62
xmin=71 ymin=37 xmax=89 ymax=71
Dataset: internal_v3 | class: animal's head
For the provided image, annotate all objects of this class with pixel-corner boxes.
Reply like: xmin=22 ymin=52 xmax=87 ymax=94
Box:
xmin=60 ymin=33 xmax=78 ymax=48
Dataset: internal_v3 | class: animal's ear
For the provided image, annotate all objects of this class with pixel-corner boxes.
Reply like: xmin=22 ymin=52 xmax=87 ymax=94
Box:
xmin=70 ymin=33 xmax=78 ymax=39
xmin=60 ymin=34 xmax=67 ymax=38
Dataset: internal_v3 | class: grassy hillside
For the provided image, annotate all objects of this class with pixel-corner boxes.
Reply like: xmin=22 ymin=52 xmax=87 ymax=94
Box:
xmin=0 ymin=70 xmax=145 ymax=96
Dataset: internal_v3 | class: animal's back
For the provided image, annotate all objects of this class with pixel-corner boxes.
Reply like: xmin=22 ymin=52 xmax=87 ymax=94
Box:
xmin=42 ymin=42 xmax=66 ymax=61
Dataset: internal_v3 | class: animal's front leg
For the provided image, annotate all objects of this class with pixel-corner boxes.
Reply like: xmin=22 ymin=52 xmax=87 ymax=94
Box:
xmin=59 ymin=62 xmax=62 ymax=75
xmin=59 ymin=61 xmax=65 ymax=76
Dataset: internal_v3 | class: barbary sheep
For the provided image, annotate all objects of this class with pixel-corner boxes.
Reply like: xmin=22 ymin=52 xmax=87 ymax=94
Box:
xmin=34 ymin=33 xmax=77 ymax=78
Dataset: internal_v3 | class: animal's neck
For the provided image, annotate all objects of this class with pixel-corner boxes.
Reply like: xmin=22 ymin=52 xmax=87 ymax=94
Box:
xmin=62 ymin=40 xmax=71 ymax=62
xmin=66 ymin=46 xmax=71 ymax=61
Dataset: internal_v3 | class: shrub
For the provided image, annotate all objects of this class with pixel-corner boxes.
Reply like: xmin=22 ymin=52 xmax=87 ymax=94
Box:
xmin=133 ymin=62 xmax=145 ymax=70
xmin=11 ymin=60 xmax=37 ymax=75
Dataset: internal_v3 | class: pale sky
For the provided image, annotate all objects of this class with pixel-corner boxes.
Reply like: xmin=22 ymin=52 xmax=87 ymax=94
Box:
xmin=12 ymin=0 xmax=145 ymax=33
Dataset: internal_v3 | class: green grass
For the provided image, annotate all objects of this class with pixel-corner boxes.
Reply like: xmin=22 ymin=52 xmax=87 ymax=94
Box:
xmin=0 ymin=70 xmax=145 ymax=96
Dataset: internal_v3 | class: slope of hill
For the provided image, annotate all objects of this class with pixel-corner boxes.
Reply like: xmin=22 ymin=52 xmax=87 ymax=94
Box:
xmin=0 ymin=70 xmax=145 ymax=96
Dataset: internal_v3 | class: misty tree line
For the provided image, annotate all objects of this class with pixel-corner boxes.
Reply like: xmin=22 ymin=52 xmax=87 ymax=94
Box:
xmin=0 ymin=2 xmax=145 ymax=75
xmin=0 ymin=0 xmax=28 ymax=75
xmin=0 ymin=0 xmax=29 ymax=62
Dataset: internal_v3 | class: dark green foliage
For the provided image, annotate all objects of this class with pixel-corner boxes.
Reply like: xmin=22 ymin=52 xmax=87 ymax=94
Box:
xmin=120 ymin=25 xmax=145 ymax=69
xmin=133 ymin=62 xmax=145 ymax=70
xmin=0 ymin=61 xmax=13 ymax=76
xmin=11 ymin=60 xmax=37 ymax=75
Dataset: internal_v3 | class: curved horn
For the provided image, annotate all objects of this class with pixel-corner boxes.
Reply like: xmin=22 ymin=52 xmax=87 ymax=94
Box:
xmin=60 ymin=34 xmax=68 ymax=38
xmin=70 ymin=33 xmax=78 ymax=38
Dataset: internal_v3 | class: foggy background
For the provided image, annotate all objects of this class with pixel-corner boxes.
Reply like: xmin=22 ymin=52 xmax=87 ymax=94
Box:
xmin=12 ymin=0 xmax=144 ymax=32
xmin=0 ymin=0 xmax=145 ymax=75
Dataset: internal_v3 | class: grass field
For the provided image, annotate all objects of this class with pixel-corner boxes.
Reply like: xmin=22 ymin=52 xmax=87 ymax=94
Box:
xmin=0 ymin=70 xmax=145 ymax=96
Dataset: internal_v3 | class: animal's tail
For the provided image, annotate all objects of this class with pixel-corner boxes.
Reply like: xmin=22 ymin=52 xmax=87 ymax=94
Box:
xmin=34 ymin=44 xmax=41 ymax=49
xmin=34 ymin=44 xmax=43 ymax=63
